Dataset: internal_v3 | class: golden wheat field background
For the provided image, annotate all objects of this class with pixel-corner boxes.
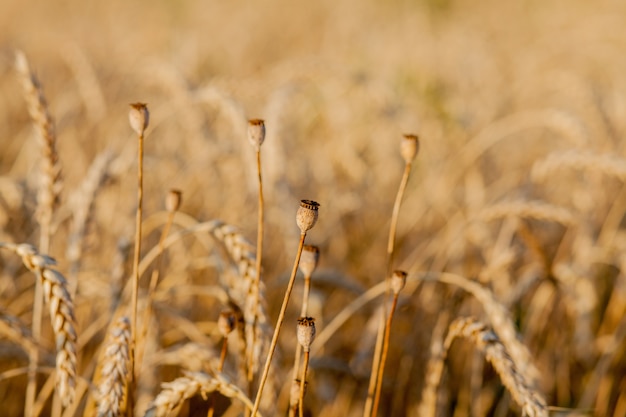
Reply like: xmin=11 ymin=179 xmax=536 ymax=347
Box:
xmin=0 ymin=0 xmax=625 ymax=416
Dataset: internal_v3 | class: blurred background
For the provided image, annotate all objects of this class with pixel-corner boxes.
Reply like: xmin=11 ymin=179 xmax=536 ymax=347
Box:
xmin=1 ymin=0 xmax=626 ymax=415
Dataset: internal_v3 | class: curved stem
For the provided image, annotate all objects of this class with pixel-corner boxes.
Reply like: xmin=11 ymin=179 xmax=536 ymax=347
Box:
xmin=372 ymin=294 xmax=400 ymax=417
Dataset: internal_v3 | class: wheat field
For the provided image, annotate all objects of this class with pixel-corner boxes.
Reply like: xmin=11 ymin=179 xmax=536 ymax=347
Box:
xmin=0 ymin=0 xmax=625 ymax=416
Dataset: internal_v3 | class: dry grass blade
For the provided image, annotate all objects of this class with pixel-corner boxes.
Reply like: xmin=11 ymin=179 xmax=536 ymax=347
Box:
xmin=144 ymin=371 xmax=261 ymax=417
xmin=97 ymin=316 xmax=131 ymax=417
xmin=444 ymin=317 xmax=548 ymax=417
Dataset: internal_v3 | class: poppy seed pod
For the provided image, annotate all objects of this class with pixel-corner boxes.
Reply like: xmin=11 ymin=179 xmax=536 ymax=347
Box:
xmin=129 ymin=103 xmax=149 ymax=136
xmin=247 ymin=119 xmax=266 ymax=150
xmin=165 ymin=189 xmax=182 ymax=213
xmin=290 ymin=379 xmax=307 ymax=407
xmin=390 ymin=270 xmax=408 ymax=295
xmin=297 ymin=317 xmax=316 ymax=352
xmin=217 ymin=310 xmax=236 ymax=337
xmin=296 ymin=200 xmax=320 ymax=234
xmin=400 ymin=134 xmax=419 ymax=164
xmin=299 ymin=245 xmax=320 ymax=278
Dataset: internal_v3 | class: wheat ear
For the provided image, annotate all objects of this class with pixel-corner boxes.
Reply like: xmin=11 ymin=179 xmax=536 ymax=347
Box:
xmin=145 ymin=371 xmax=261 ymax=417
xmin=421 ymin=272 xmax=541 ymax=385
xmin=0 ymin=243 xmax=76 ymax=408
xmin=444 ymin=317 xmax=548 ymax=417
xmin=97 ymin=316 xmax=131 ymax=417
xmin=15 ymin=50 xmax=63 ymax=417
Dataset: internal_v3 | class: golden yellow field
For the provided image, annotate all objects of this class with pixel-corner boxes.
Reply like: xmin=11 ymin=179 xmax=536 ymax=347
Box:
xmin=1 ymin=0 xmax=625 ymax=416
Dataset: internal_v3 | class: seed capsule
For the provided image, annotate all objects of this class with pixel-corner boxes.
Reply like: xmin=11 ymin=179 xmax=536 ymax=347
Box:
xmin=296 ymin=200 xmax=320 ymax=234
xmin=289 ymin=379 xmax=307 ymax=407
xmin=166 ymin=189 xmax=182 ymax=213
xmin=400 ymin=134 xmax=419 ymax=164
xmin=390 ymin=270 xmax=408 ymax=295
xmin=129 ymin=103 xmax=149 ymax=136
xmin=297 ymin=317 xmax=316 ymax=352
xmin=247 ymin=119 xmax=266 ymax=150
xmin=217 ymin=310 xmax=236 ymax=337
xmin=299 ymin=245 xmax=320 ymax=278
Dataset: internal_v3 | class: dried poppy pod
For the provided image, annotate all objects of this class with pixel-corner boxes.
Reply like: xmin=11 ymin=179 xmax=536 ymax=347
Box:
xmin=390 ymin=270 xmax=408 ymax=295
xmin=400 ymin=134 xmax=419 ymax=164
xmin=290 ymin=379 xmax=307 ymax=408
xmin=299 ymin=245 xmax=320 ymax=278
xmin=217 ymin=310 xmax=236 ymax=337
xmin=166 ymin=189 xmax=182 ymax=213
xmin=297 ymin=317 xmax=316 ymax=352
xmin=129 ymin=103 xmax=149 ymax=136
xmin=296 ymin=200 xmax=320 ymax=234
xmin=247 ymin=119 xmax=266 ymax=150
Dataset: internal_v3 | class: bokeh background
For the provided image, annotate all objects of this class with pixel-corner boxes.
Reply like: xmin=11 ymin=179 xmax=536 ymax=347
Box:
xmin=1 ymin=0 xmax=626 ymax=415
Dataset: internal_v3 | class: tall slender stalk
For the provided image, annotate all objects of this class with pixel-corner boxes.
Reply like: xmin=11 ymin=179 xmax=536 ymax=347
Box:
xmin=247 ymin=119 xmax=266 ymax=388
xmin=364 ymin=135 xmax=418 ymax=417
xmin=128 ymin=103 xmax=150 ymax=417
xmin=250 ymin=200 xmax=319 ymax=417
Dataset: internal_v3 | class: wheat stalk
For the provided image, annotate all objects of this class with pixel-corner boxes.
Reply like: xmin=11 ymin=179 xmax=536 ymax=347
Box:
xmin=97 ymin=316 xmax=131 ymax=417
xmin=211 ymin=222 xmax=271 ymax=380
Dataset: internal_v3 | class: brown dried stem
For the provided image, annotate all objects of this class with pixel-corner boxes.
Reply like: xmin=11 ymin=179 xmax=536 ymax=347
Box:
xmin=365 ymin=148 xmax=415 ymax=417
xmin=248 ymin=145 xmax=265 ymax=388
xmin=251 ymin=233 xmax=307 ymax=417
xmin=129 ymin=103 xmax=149 ymax=417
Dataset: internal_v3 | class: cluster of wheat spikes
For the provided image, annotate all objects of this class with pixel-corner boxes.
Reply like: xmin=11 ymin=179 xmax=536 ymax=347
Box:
xmin=2 ymin=45 xmax=626 ymax=417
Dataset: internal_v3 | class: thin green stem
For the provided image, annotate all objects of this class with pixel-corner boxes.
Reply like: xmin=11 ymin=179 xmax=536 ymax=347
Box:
xmin=251 ymin=233 xmax=307 ymax=417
